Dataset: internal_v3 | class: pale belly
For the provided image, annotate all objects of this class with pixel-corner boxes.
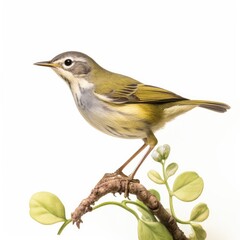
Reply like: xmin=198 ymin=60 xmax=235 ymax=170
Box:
xmin=76 ymin=97 xmax=149 ymax=139
xmin=70 ymin=82 xmax=145 ymax=139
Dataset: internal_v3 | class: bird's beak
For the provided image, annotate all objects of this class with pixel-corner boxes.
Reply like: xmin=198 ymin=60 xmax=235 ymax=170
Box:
xmin=34 ymin=61 xmax=58 ymax=68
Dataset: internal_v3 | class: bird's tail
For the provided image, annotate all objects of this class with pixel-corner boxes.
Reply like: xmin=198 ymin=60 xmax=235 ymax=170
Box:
xmin=177 ymin=100 xmax=230 ymax=113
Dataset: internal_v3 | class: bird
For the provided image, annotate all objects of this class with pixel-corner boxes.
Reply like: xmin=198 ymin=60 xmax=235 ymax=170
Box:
xmin=35 ymin=51 xmax=230 ymax=179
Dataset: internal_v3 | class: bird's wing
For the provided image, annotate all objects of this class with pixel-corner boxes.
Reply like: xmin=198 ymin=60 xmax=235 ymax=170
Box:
xmin=94 ymin=83 xmax=187 ymax=104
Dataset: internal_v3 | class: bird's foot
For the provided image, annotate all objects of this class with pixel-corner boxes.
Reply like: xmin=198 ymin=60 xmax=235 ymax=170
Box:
xmin=101 ymin=170 xmax=139 ymax=198
xmin=113 ymin=170 xmax=140 ymax=198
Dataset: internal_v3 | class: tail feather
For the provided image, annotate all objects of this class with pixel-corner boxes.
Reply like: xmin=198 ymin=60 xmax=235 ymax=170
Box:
xmin=177 ymin=100 xmax=230 ymax=113
xmin=199 ymin=103 xmax=230 ymax=113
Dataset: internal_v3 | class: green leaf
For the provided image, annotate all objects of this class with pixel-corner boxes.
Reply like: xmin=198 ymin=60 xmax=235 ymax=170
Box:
xmin=148 ymin=170 xmax=164 ymax=184
xmin=172 ymin=172 xmax=204 ymax=202
xmin=138 ymin=219 xmax=173 ymax=240
xmin=136 ymin=199 xmax=156 ymax=221
xmin=190 ymin=203 xmax=209 ymax=222
xmin=29 ymin=192 xmax=66 ymax=224
xmin=166 ymin=163 xmax=178 ymax=179
xmin=189 ymin=223 xmax=207 ymax=240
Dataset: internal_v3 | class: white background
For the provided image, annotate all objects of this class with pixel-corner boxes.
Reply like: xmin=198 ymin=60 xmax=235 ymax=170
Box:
xmin=1 ymin=0 xmax=239 ymax=239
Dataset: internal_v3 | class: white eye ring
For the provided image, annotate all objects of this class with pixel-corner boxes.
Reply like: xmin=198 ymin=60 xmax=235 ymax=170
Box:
xmin=63 ymin=58 xmax=74 ymax=68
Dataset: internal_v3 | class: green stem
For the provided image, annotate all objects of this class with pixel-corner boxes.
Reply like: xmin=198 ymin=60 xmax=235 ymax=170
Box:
xmin=162 ymin=161 xmax=187 ymax=224
xmin=123 ymin=200 xmax=157 ymax=222
xmin=57 ymin=219 xmax=72 ymax=235
xmin=93 ymin=201 xmax=139 ymax=220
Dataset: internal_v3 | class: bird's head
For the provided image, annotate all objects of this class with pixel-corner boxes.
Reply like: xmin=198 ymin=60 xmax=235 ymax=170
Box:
xmin=35 ymin=51 xmax=98 ymax=84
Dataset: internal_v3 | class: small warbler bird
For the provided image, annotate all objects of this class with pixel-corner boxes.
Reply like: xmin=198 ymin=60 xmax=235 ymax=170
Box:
xmin=35 ymin=51 xmax=230 ymax=179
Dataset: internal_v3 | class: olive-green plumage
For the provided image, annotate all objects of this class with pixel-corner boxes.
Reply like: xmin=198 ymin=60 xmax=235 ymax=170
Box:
xmin=35 ymin=51 xmax=230 ymax=178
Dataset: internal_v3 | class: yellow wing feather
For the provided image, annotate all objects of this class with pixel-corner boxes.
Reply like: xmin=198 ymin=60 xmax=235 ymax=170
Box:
xmin=94 ymin=83 xmax=186 ymax=104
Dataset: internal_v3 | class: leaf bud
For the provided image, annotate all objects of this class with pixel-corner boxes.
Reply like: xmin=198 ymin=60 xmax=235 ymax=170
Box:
xmin=156 ymin=144 xmax=171 ymax=160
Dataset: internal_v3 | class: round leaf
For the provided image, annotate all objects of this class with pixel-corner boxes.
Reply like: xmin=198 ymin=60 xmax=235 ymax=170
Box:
xmin=138 ymin=219 xmax=173 ymax=240
xmin=29 ymin=192 xmax=66 ymax=224
xmin=136 ymin=199 xmax=156 ymax=222
xmin=172 ymin=172 xmax=204 ymax=201
xmin=190 ymin=223 xmax=207 ymax=240
xmin=148 ymin=170 xmax=164 ymax=184
xmin=166 ymin=163 xmax=178 ymax=179
xmin=190 ymin=203 xmax=209 ymax=222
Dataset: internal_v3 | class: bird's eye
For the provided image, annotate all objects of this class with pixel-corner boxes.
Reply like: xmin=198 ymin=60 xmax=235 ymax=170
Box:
xmin=64 ymin=59 xmax=73 ymax=67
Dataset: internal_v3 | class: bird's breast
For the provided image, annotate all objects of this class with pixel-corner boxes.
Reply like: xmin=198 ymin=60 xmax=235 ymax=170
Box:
xmin=69 ymin=81 xmax=151 ymax=139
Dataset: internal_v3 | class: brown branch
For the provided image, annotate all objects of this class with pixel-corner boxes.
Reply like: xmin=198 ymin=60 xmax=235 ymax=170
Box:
xmin=71 ymin=173 xmax=188 ymax=240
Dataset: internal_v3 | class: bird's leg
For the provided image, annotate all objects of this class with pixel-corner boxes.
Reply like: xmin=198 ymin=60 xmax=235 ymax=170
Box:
xmin=114 ymin=142 xmax=148 ymax=177
xmin=113 ymin=133 xmax=157 ymax=197
xmin=129 ymin=132 xmax=158 ymax=180
xmin=107 ymin=143 xmax=147 ymax=198
xmin=115 ymin=132 xmax=158 ymax=179
xmin=128 ymin=145 xmax=154 ymax=180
